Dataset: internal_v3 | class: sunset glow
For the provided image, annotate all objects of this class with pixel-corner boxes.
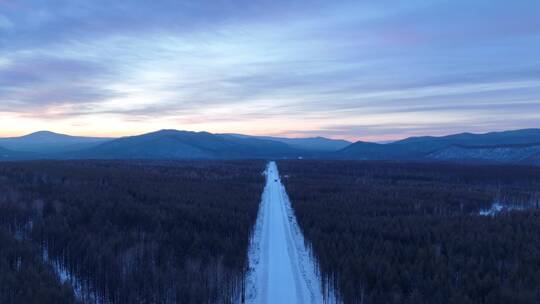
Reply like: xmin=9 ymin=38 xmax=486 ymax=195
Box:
xmin=1 ymin=0 xmax=539 ymax=141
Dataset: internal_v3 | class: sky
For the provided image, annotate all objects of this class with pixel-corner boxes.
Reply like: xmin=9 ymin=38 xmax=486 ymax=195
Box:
xmin=1 ymin=0 xmax=539 ymax=141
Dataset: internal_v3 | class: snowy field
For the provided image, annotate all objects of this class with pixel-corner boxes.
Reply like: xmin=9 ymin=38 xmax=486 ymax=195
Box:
xmin=246 ymin=161 xmax=325 ymax=304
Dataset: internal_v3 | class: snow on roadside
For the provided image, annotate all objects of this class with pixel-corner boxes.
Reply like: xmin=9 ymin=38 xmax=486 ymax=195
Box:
xmin=278 ymin=176 xmax=326 ymax=303
xmin=245 ymin=161 xmax=330 ymax=304
xmin=245 ymin=172 xmax=267 ymax=303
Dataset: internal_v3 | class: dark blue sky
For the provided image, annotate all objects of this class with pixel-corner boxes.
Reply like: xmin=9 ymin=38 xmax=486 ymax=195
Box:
xmin=1 ymin=0 xmax=539 ymax=140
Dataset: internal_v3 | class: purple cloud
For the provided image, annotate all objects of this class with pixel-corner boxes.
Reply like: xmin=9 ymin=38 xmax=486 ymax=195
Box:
xmin=0 ymin=0 xmax=539 ymax=138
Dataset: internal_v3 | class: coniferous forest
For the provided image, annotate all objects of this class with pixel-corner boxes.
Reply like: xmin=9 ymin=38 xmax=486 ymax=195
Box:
xmin=279 ymin=160 xmax=540 ymax=304
xmin=2 ymin=159 xmax=540 ymax=304
xmin=0 ymin=160 xmax=265 ymax=304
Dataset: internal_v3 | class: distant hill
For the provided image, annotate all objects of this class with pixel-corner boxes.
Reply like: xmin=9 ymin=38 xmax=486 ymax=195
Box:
xmin=0 ymin=146 xmax=32 ymax=160
xmin=337 ymin=141 xmax=417 ymax=160
xmin=392 ymin=129 xmax=540 ymax=152
xmin=73 ymin=130 xmax=305 ymax=159
xmin=0 ymin=146 xmax=14 ymax=159
xmin=527 ymin=152 xmax=540 ymax=165
xmin=427 ymin=143 xmax=540 ymax=164
xmin=2 ymin=128 xmax=540 ymax=164
xmin=224 ymin=134 xmax=350 ymax=152
xmin=0 ymin=131 xmax=111 ymax=154
xmin=336 ymin=129 xmax=540 ymax=165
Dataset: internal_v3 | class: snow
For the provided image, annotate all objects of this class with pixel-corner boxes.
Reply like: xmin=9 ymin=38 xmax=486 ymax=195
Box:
xmin=479 ymin=201 xmax=526 ymax=216
xmin=246 ymin=161 xmax=325 ymax=304
xmin=11 ymin=219 xmax=103 ymax=303
xmin=479 ymin=202 xmax=504 ymax=216
xmin=42 ymin=245 xmax=105 ymax=303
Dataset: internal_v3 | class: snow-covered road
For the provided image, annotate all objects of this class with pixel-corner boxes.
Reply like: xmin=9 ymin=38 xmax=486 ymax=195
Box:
xmin=246 ymin=161 xmax=323 ymax=304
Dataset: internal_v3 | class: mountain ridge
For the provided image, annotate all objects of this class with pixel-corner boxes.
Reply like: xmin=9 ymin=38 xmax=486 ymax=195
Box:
xmin=72 ymin=129 xmax=306 ymax=159
xmin=223 ymin=133 xmax=350 ymax=152
xmin=1 ymin=128 xmax=540 ymax=165
xmin=339 ymin=129 xmax=540 ymax=165
xmin=0 ymin=131 xmax=111 ymax=154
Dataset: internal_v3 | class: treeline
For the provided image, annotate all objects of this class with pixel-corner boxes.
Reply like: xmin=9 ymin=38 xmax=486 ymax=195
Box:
xmin=279 ymin=160 xmax=540 ymax=304
xmin=0 ymin=160 xmax=265 ymax=304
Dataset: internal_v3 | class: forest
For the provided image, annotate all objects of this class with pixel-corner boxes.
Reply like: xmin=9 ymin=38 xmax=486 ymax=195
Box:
xmin=0 ymin=160 xmax=265 ymax=304
xmin=3 ymin=159 xmax=540 ymax=304
xmin=279 ymin=160 xmax=540 ymax=304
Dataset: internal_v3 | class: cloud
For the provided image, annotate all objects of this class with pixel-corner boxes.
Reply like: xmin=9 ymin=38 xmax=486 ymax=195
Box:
xmin=1 ymin=0 xmax=539 ymax=139
xmin=0 ymin=13 xmax=12 ymax=30
xmin=0 ymin=56 xmax=109 ymax=85
xmin=283 ymin=116 xmax=540 ymax=142
xmin=0 ymin=55 xmax=119 ymax=111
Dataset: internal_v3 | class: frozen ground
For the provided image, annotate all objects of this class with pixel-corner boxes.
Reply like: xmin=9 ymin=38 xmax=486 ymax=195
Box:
xmin=42 ymin=246 xmax=104 ymax=304
xmin=479 ymin=201 xmax=527 ymax=216
xmin=12 ymin=220 xmax=102 ymax=303
xmin=246 ymin=161 xmax=324 ymax=304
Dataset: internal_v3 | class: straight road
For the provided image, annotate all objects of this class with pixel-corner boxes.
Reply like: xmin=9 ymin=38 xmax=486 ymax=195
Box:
xmin=246 ymin=161 xmax=323 ymax=304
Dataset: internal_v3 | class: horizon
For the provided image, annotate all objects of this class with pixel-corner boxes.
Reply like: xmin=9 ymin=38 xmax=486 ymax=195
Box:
xmin=2 ymin=127 xmax=540 ymax=144
xmin=1 ymin=1 xmax=540 ymax=141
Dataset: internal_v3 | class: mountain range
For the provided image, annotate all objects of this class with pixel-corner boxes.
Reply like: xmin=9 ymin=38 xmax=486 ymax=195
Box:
xmin=337 ymin=129 xmax=540 ymax=165
xmin=0 ymin=131 xmax=110 ymax=154
xmin=0 ymin=130 xmax=349 ymax=160
xmin=76 ymin=130 xmax=307 ymax=159
xmin=0 ymin=146 xmax=16 ymax=160
xmin=223 ymin=134 xmax=350 ymax=151
xmin=1 ymin=129 xmax=540 ymax=165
